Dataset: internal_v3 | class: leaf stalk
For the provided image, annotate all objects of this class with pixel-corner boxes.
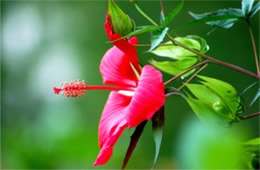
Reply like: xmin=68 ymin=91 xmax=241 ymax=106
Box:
xmin=177 ymin=63 xmax=208 ymax=91
xmin=246 ymin=19 xmax=260 ymax=75
xmin=134 ymin=2 xmax=158 ymax=26
xmin=167 ymin=34 xmax=259 ymax=79
xmin=160 ymin=0 xmax=165 ymax=16
xmin=164 ymin=60 xmax=210 ymax=86
xmin=237 ymin=112 xmax=260 ymax=119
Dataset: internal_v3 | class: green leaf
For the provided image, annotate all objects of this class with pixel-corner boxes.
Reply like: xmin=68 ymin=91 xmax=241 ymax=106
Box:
xmin=149 ymin=36 xmax=208 ymax=77
xmin=172 ymin=15 xmax=244 ymax=32
xmin=149 ymin=27 xmax=169 ymax=51
xmin=188 ymin=35 xmax=209 ymax=53
xmin=189 ymin=8 xmax=243 ymax=29
xmin=197 ymin=75 xmax=240 ymax=116
xmin=151 ymin=41 xmax=196 ymax=59
xmin=185 ymin=97 xmax=231 ymax=124
xmin=132 ymin=25 xmax=161 ymax=36
xmin=243 ymin=137 xmax=260 ymax=169
xmin=184 ymin=76 xmax=241 ymax=124
xmin=242 ymin=0 xmax=255 ymax=16
xmin=122 ymin=121 xmax=147 ymax=169
xmin=177 ymin=120 xmax=245 ymax=169
xmin=248 ymin=88 xmax=260 ymax=107
xmin=250 ymin=2 xmax=260 ymax=17
xmin=150 ymin=57 xmax=198 ymax=76
xmin=162 ymin=0 xmax=184 ymax=27
xmin=175 ymin=36 xmax=202 ymax=52
xmin=186 ymin=84 xmax=233 ymax=119
xmin=244 ymin=137 xmax=260 ymax=153
xmin=151 ymin=36 xmax=208 ymax=59
xmin=151 ymin=106 xmax=164 ymax=168
xmin=244 ymin=137 xmax=260 ymax=146
xmin=111 ymin=25 xmax=161 ymax=43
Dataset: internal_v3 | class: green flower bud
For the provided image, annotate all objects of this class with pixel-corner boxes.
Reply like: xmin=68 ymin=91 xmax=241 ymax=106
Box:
xmin=108 ymin=0 xmax=135 ymax=36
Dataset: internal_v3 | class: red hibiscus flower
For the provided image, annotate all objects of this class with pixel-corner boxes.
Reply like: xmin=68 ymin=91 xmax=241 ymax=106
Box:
xmin=95 ymin=15 xmax=165 ymax=165
xmin=95 ymin=49 xmax=165 ymax=166
xmin=53 ymin=49 xmax=165 ymax=165
xmin=53 ymin=14 xmax=165 ymax=166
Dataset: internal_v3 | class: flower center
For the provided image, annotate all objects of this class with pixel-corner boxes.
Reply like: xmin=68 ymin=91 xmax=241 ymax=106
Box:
xmin=53 ymin=80 xmax=135 ymax=97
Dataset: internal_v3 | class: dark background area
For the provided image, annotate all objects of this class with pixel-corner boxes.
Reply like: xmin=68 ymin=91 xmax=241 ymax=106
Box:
xmin=1 ymin=0 xmax=259 ymax=169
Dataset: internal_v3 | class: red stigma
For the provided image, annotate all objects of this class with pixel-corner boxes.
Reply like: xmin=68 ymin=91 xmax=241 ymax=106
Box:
xmin=53 ymin=87 xmax=62 ymax=94
xmin=53 ymin=80 xmax=87 ymax=97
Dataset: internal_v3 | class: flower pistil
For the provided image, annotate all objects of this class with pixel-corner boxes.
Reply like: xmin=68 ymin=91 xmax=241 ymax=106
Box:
xmin=53 ymin=80 xmax=135 ymax=97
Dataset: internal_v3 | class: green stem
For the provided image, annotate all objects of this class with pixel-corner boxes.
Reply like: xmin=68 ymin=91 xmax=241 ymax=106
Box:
xmin=164 ymin=60 xmax=210 ymax=86
xmin=246 ymin=19 xmax=260 ymax=75
xmin=134 ymin=2 xmax=158 ymax=26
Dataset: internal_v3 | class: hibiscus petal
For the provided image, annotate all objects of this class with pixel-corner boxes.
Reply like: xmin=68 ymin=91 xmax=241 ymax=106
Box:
xmin=125 ymin=66 xmax=166 ymax=127
xmin=104 ymin=14 xmax=140 ymax=72
xmin=94 ymin=92 xmax=131 ymax=166
xmin=100 ymin=46 xmax=138 ymax=87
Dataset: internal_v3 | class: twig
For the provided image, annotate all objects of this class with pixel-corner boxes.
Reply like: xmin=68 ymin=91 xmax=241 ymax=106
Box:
xmin=177 ymin=63 xmax=208 ymax=91
xmin=167 ymin=34 xmax=260 ymax=79
xmin=133 ymin=2 xmax=259 ymax=80
xmin=132 ymin=43 xmax=171 ymax=47
xmin=160 ymin=0 xmax=165 ymax=15
xmin=237 ymin=112 xmax=260 ymax=120
xmin=246 ymin=19 xmax=260 ymax=75
xmin=164 ymin=60 xmax=210 ymax=86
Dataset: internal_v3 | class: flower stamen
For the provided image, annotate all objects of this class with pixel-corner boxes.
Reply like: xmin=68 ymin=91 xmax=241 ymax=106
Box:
xmin=53 ymin=80 xmax=87 ymax=97
xmin=53 ymin=80 xmax=136 ymax=97
xmin=130 ymin=62 xmax=141 ymax=80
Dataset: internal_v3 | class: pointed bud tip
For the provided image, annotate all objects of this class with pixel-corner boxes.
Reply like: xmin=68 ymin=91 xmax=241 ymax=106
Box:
xmin=93 ymin=159 xmax=104 ymax=166
xmin=108 ymin=0 xmax=134 ymax=36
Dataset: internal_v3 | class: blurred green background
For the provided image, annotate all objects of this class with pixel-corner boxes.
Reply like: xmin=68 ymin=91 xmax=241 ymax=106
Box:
xmin=1 ymin=0 xmax=259 ymax=169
